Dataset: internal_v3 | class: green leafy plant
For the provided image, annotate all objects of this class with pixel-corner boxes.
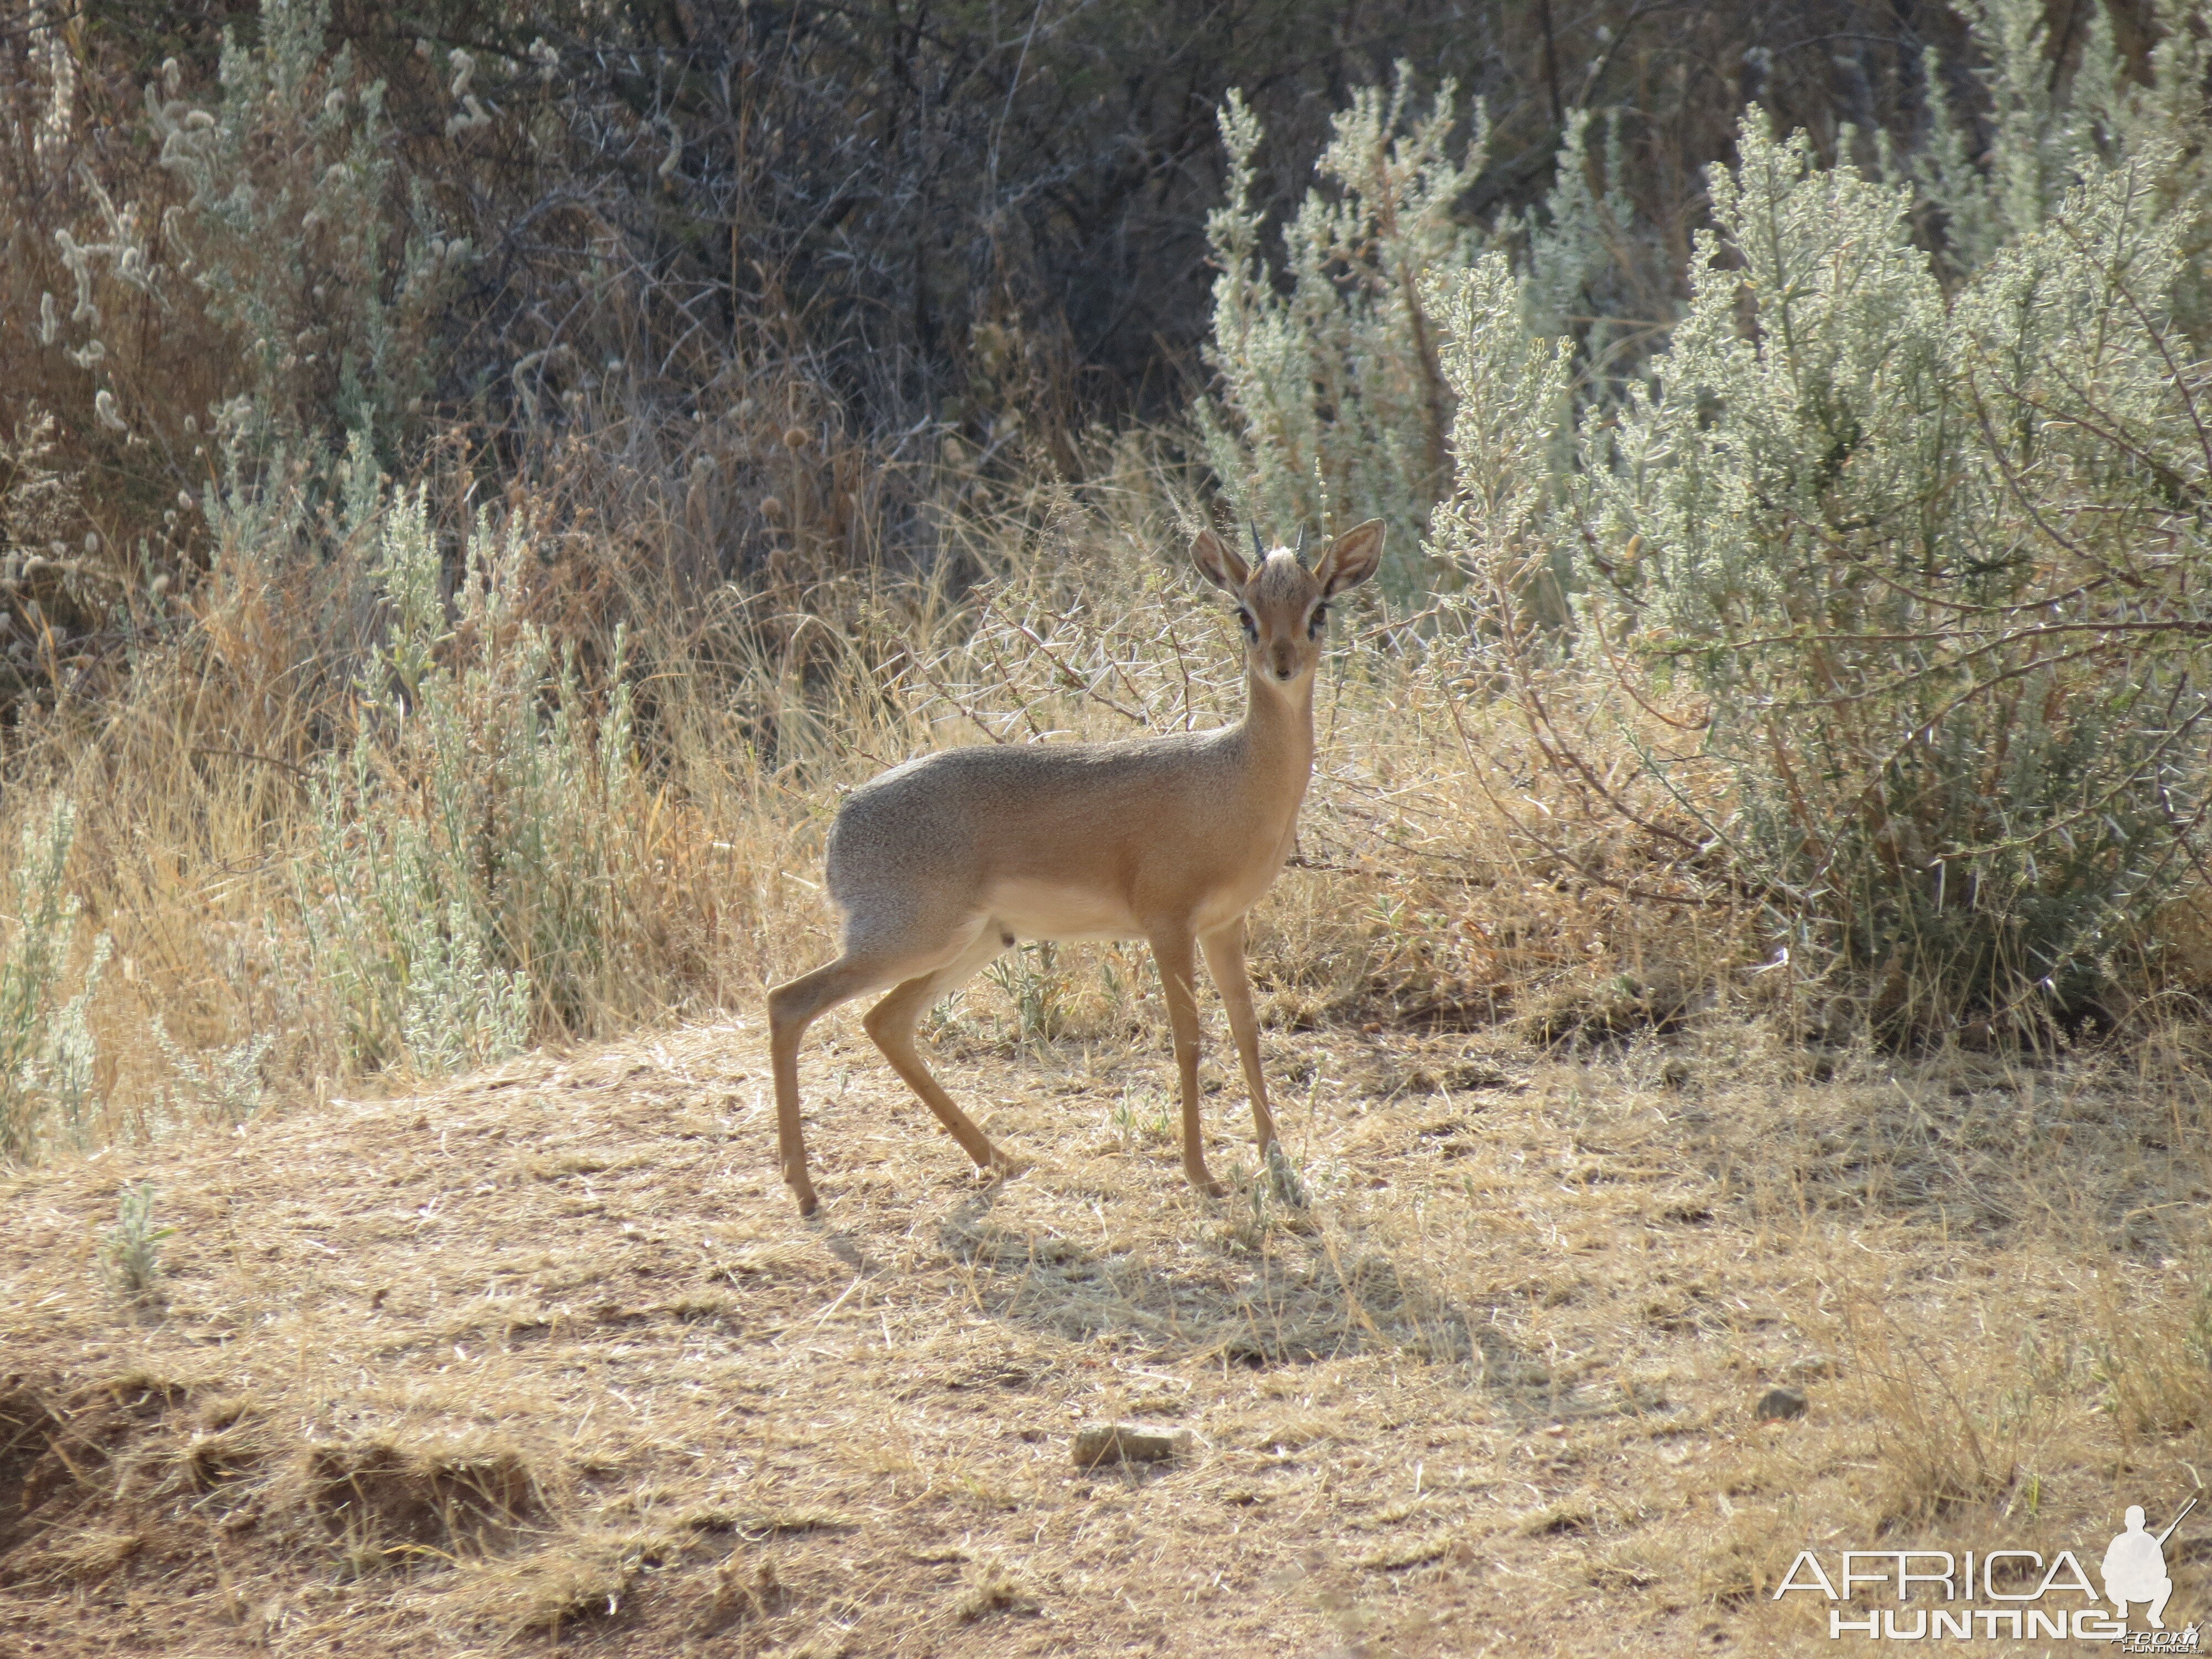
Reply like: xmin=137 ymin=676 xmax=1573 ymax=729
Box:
xmin=984 ymin=941 xmax=1072 ymax=1049
xmin=100 ymin=1182 xmax=175 ymax=1301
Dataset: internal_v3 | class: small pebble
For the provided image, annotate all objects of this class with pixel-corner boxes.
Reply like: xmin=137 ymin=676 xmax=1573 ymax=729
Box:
xmin=1755 ymin=1385 xmax=1808 ymax=1422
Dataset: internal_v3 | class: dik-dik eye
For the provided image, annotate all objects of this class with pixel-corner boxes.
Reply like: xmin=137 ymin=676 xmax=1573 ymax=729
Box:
xmin=1236 ymin=607 xmax=1259 ymax=642
xmin=1307 ymin=603 xmax=1329 ymax=640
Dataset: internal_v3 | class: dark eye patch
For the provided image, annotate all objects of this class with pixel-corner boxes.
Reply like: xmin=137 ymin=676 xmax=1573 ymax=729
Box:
xmin=1307 ymin=603 xmax=1329 ymax=638
xmin=1237 ymin=607 xmax=1259 ymax=641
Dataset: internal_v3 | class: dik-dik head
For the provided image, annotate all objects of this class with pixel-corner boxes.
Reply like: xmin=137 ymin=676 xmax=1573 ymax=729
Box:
xmin=1193 ymin=519 xmax=1386 ymax=687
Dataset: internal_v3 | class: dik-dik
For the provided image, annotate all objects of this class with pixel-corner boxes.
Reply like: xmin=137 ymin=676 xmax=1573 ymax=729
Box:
xmin=767 ymin=519 xmax=1386 ymax=1214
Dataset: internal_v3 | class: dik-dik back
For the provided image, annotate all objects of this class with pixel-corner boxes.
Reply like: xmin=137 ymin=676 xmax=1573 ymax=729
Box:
xmin=765 ymin=518 xmax=1385 ymax=1215
xmin=828 ymin=728 xmax=1295 ymax=946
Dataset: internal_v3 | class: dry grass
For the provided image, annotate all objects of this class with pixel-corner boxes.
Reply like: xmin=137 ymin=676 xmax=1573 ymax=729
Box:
xmin=4 ymin=1013 xmax=2212 ymax=1655
xmin=5 ymin=432 xmax=2210 ymax=1652
xmin=2 ymin=390 xmax=2209 ymax=1657
xmin=0 ymin=424 xmax=1734 ymax=1165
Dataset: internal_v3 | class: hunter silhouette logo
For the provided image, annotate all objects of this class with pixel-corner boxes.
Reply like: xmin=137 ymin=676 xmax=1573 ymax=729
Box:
xmin=2104 ymin=1500 xmax=2196 ymax=1644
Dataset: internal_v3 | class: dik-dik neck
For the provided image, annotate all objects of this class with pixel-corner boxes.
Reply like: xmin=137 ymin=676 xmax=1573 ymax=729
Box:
xmin=1232 ymin=665 xmax=1318 ymax=812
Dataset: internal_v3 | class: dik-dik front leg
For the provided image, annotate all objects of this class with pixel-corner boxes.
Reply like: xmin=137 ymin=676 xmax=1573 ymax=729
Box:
xmin=1149 ymin=926 xmax=1225 ymax=1198
xmin=1201 ymin=918 xmax=1280 ymax=1155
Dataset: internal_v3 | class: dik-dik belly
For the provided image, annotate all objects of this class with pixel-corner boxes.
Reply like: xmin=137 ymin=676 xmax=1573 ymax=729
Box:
xmin=983 ymin=877 xmax=1144 ymax=942
xmin=981 ymin=842 xmax=1290 ymax=942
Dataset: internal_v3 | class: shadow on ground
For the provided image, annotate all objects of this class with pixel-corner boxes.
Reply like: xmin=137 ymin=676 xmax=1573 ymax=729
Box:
xmin=928 ymin=1186 xmax=1560 ymax=1403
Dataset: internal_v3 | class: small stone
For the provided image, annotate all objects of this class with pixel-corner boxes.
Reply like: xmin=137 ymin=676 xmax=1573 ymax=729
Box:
xmin=1754 ymin=1385 xmax=1808 ymax=1422
xmin=1072 ymin=1423 xmax=1187 ymax=1468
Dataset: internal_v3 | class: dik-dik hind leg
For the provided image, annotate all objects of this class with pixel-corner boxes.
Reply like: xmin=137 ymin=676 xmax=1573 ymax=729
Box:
xmin=769 ymin=956 xmax=905 ymax=1214
xmin=862 ymin=930 xmax=1011 ymax=1177
xmin=1150 ymin=926 xmax=1224 ymax=1198
xmin=1201 ymin=919 xmax=1280 ymax=1154
xmin=769 ymin=924 xmax=972 ymax=1214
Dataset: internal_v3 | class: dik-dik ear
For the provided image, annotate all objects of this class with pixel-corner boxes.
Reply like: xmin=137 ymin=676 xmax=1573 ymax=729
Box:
xmin=1312 ymin=519 xmax=1385 ymax=597
xmin=1191 ymin=527 xmax=1251 ymax=593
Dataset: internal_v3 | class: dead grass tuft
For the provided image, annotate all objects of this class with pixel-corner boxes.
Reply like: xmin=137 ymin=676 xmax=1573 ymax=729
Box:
xmin=696 ymin=1554 xmax=787 ymax=1635
xmin=474 ymin=1529 xmax=650 ymax=1632
xmin=179 ymin=1421 xmax=273 ymax=1493
xmin=0 ymin=1382 xmax=61 ymax=1552
xmin=29 ymin=1526 xmax=144 ymax=1585
xmin=304 ymin=1436 xmax=547 ymax=1558
xmin=1516 ymin=1498 xmax=1597 ymax=1536
xmin=1687 ymin=1512 xmax=1792 ymax=1606
xmin=955 ymin=1553 xmax=1041 ymax=1621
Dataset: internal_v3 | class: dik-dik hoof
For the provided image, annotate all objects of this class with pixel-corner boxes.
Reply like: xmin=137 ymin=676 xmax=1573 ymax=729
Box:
xmin=1186 ymin=1171 xmax=1227 ymax=1199
xmin=789 ymin=1179 xmax=820 ymax=1217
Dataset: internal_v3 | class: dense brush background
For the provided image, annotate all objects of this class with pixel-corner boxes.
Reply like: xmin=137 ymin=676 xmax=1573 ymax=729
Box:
xmin=0 ymin=0 xmax=2208 ymax=1141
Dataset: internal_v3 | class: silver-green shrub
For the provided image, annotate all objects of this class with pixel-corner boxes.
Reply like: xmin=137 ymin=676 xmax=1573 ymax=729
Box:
xmin=42 ymin=0 xmax=466 ymax=466
xmin=1513 ymin=108 xmax=2212 ymax=1026
xmin=301 ymin=483 xmax=653 ymax=1075
xmin=1512 ymin=109 xmax=1646 ymax=388
xmin=1425 ymin=255 xmax=1573 ymax=627
xmin=151 ymin=1017 xmax=274 ymax=1126
xmin=1201 ymin=72 xmax=1637 ymax=598
xmin=0 ymin=797 xmax=109 ymax=1160
xmin=1197 ymin=71 xmax=1486 ymax=593
xmin=1906 ymin=0 xmax=2212 ymax=298
xmin=100 ymin=1182 xmax=175 ymax=1302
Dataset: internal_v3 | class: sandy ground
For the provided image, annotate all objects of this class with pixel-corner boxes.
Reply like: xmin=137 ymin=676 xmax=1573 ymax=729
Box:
xmin=3 ymin=1014 xmax=2207 ymax=1656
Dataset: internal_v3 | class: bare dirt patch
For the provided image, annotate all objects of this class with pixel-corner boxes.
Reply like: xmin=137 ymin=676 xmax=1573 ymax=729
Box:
xmin=3 ymin=1017 xmax=2210 ymax=1655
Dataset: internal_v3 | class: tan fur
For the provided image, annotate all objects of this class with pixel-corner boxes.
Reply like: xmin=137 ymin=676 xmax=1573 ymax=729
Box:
xmin=766 ymin=519 xmax=1386 ymax=1214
